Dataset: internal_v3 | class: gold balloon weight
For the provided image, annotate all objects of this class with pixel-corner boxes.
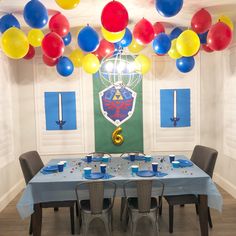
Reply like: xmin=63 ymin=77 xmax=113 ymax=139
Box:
xmin=112 ymin=127 xmax=124 ymax=145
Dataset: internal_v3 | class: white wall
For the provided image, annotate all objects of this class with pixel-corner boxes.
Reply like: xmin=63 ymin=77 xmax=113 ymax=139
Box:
xmin=0 ymin=52 xmax=24 ymax=211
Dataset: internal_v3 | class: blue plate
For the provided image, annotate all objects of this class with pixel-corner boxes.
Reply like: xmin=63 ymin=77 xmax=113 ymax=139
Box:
xmin=43 ymin=165 xmax=58 ymax=172
xmin=177 ymin=159 xmax=193 ymax=167
xmin=85 ymin=172 xmax=104 ymax=180
xmin=155 ymin=171 xmax=168 ymax=177
xmin=123 ymin=155 xmax=146 ymax=161
xmin=136 ymin=170 xmax=155 ymax=177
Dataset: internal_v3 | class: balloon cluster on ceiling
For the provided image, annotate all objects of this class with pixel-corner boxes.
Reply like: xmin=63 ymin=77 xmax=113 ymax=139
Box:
xmin=0 ymin=0 xmax=233 ymax=76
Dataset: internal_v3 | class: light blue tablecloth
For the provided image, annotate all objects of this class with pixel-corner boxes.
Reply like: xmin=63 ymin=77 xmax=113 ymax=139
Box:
xmin=17 ymin=156 xmax=223 ymax=219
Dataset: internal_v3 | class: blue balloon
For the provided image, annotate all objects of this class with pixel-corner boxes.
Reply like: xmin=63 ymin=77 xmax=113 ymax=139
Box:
xmin=176 ymin=57 xmax=195 ymax=73
xmin=152 ymin=33 xmax=171 ymax=54
xmin=56 ymin=57 xmax=74 ymax=77
xmin=23 ymin=0 xmax=48 ymax=28
xmin=156 ymin=0 xmax=183 ymax=17
xmin=113 ymin=42 xmax=123 ymax=56
xmin=77 ymin=26 xmax=99 ymax=52
xmin=117 ymin=28 xmax=132 ymax=47
xmin=62 ymin=32 xmax=72 ymax=46
xmin=198 ymin=31 xmax=208 ymax=44
xmin=169 ymin=27 xmax=183 ymax=40
xmin=0 ymin=14 xmax=20 ymax=33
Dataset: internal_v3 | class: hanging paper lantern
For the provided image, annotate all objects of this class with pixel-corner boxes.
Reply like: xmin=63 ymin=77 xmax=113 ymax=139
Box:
xmin=101 ymin=1 xmax=129 ymax=32
xmin=43 ymin=54 xmax=59 ymax=67
xmin=49 ymin=13 xmax=70 ymax=37
xmin=1 ymin=27 xmax=29 ymax=59
xmin=176 ymin=57 xmax=195 ymax=73
xmin=23 ymin=45 xmax=35 ymax=60
xmin=176 ymin=30 xmax=200 ymax=57
xmin=56 ymin=56 xmax=74 ymax=77
xmin=153 ymin=22 xmax=165 ymax=37
xmin=191 ymin=9 xmax=212 ymax=34
xmin=152 ymin=33 xmax=171 ymax=55
xmin=78 ymin=25 xmax=99 ymax=52
xmin=133 ymin=18 xmax=155 ymax=45
xmin=156 ymin=0 xmax=183 ymax=17
xmin=0 ymin=14 xmax=20 ymax=33
xmin=28 ymin=29 xmax=44 ymax=47
xmin=55 ymin=0 xmax=80 ymax=10
xmin=93 ymin=39 xmax=115 ymax=60
xmin=23 ymin=0 xmax=48 ymax=28
xmin=42 ymin=32 xmax=64 ymax=58
xmin=207 ymin=22 xmax=232 ymax=51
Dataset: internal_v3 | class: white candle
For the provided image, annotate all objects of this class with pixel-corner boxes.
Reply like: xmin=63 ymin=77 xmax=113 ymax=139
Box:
xmin=173 ymin=90 xmax=177 ymax=118
xmin=58 ymin=93 xmax=63 ymax=122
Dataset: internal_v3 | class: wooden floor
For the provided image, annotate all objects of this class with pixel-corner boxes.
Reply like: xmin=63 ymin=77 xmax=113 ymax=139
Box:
xmin=0 ymin=186 xmax=236 ymax=236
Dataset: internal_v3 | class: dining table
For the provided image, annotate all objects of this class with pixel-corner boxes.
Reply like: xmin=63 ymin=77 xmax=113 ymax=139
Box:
xmin=17 ymin=155 xmax=223 ymax=236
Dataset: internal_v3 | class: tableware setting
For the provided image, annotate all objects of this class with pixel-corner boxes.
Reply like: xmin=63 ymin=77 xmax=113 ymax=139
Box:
xmin=81 ymin=155 xmax=111 ymax=163
xmin=123 ymin=154 xmax=146 ymax=161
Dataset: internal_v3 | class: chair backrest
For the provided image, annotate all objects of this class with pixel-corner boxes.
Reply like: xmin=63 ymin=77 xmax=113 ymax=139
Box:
xmin=120 ymin=151 xmax=146 ymax=158
xmin=19 ymin=151 xmax=44 ymax=184
xmin=123 ymin=180 xmax=164 ymax=213
xmin=88 ymin=152 xmax=112 ymax=158
xmin=76 ymin=181 xmax=116 ymax=214
xmin=190 ymin=145 xmax=218 ymax=178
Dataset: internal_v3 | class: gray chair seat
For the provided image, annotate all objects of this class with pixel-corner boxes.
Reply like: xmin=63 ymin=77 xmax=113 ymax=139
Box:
xmin=80 ymin=198 xmax=111 ymax=212
xmin=127 ymin=197 xmax=158 ymax=211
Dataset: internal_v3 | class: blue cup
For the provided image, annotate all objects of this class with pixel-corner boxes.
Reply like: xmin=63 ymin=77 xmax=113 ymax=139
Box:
xmin=152 ymin=162 xmax=158 ymax=172
xmin=145 ymin=155 xmax=152 ymax=162
xmin=169 ymin=154 xmax=175 ymax=163
xmin=131 ymin=165 xmax=139 ymax=174
xmin=86 ymin=155 xmax=92 ymax=163
xmin=84 ymin=167 xmax=92 ymax=176
xmin=130 ymin=154 xmax=135 ymax=162
xmin=61 ymin=161 xmax=67 ymax=167
xmin=58 ymin=162 xmax=64 ymax=172
xmin=102 ymin=156 xmax=109 ymax=163
xmin=172 ymin=161 xmax=180 ymax=168
xmin=100 ymin=164 xmax=107 ymax=174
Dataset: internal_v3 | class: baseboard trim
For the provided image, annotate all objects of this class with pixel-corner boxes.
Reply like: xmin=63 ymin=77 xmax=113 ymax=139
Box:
xmin=0 ymin=178 xmax=25 ymax=212
xmin=214 ymin=173 xmax=236 ymax=199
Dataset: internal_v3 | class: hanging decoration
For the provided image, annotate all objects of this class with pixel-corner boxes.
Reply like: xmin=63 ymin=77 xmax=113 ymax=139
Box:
xmin=153 ymin=22 xmax=165 ymax=37
xmin=56 ymin=56 xmax=74 ymax=77
xmin=93 ymin=39 xmax=115 ymax=61
xmin=116 ymin=28 xmax=133 ymax=48
xmin=169 ymin=27 xmax=183 ymax=40
xmin=218 ymin=15 xmax=234 ymax=31
xmin=101 ymin=27 xmax=125 ymax=43
xmin=55 ymin=0 xmax=80 ymax=10
xmin=43 ymin=54 xmax=59 ymax=67
xmin=153 ymin=33 xmax=171 ymax=55
xmin=62 ymin=32 xmax=72 ymax=46
xmin=176 ymin=56 xmax=195 ymax=73
xmin=82 ymin=54 xmax=100 ymax=74
xmin=23 ymin=45 xmax=35 ymax=60
xmin=155 ymin=0 xmax=183 ymax=17
xmin=27 ymin=29 xmax=44 ymax=47
xmin=49 ymin=13 xmax=70 ymax=37
xmin=69 ymin=49 xmax=84 ymax=68
xmin=128 ymin=38 xmax=144 ymax=53
xmin=0 ymin=14 xmax=21 ymax=33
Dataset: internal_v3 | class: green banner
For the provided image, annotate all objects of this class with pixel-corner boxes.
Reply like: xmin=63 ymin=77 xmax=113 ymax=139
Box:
xmin=93 ymin=73 xmax=143 ymax=153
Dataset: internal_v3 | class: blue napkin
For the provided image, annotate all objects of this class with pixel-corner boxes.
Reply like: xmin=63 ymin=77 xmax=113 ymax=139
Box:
xmin=155 ymin=171 xmax=168 ymax=177
xmin=122 ymin=155 xmax=146 ymax=161
xmin=177 ymin=159 xmax=193 ymax=168
xmin=103 ymin=173 xmax=115 ymax=179
xmin=40 ymin=170 xmax=56 ymax=175
xmin=81 ymin=157 xmax=104 ymax=162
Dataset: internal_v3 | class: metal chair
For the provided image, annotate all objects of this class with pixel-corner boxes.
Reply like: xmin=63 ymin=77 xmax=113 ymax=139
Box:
xmin=19 ymin=151 xmax=75 ymax=235
xmin=164 ymin=145 xmax=218 ymax=233
xmin=123 ymin=180 xmax=164 ymax=236
xmin=75 ymin=181 xmax=116 ymax=236
xmin=119 ymin=151 xmax=146 ymax=221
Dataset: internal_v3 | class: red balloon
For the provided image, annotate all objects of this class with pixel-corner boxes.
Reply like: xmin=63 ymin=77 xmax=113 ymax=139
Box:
xmin=23 ymin=45 xmax=35 ymax=60
xmin=101 ymin=1 xmax=129 ymax=32
xmin=43 ymin=54 xmax=59 ymax=67
xmin=133 ymin=18 xmax=154 ymax=45
xmin=153 ymin=22 xmax=165 ymax=37
xmin=202 ymin=44 xmax=214 ymax=53
xmin=93 ymin=39 xmax=115 ymax=60
xmin=49 ymin=13 xmax=70 ymax=37
xmin=191 ymin=9 xmax=212 ymax=34
xmin=42 ymin=32 xmax=65 ymax=58
xmin=207 ymin=22 xmax=232 ymax=51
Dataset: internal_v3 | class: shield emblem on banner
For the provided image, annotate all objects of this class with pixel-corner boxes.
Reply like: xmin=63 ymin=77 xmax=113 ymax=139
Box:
xmin=99 ymin=85 xmax=137 ymax=127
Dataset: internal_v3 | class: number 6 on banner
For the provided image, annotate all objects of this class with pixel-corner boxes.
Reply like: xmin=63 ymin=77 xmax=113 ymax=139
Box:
xmin=112 ymin=127 xmax=124 ymax=145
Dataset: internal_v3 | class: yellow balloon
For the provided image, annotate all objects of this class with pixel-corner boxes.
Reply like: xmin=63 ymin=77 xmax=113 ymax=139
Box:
xmin=69 ymin=49 xmax=84 ymax=68
xmin=176 ymin=30 xmax=200 ymax=57
xmin=128 ymin=38 xmax=144 ymax=53
xmin=1 ymin=27 xmax=29 ymax=59
xmin=168 ymin=39 xmax=181 ymax=59
xmin=55 ymin=0 xmax=80 ymax=10
xmin=218 ymin=15 xmax=234 ymax=31
xmin=101 ymin=27 xmax=125 ymax=43
xmin=82 ymin=54 xmax=100 ymax=74
xmin=135 ymin=54 xmax=151 ymax=75
xmin=28 ymin=29 xmax=44 ymax=47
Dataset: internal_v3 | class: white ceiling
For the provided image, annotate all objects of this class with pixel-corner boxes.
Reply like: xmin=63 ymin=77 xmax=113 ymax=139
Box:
xmin=0 ymin=0 xmax=236 ymax=29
